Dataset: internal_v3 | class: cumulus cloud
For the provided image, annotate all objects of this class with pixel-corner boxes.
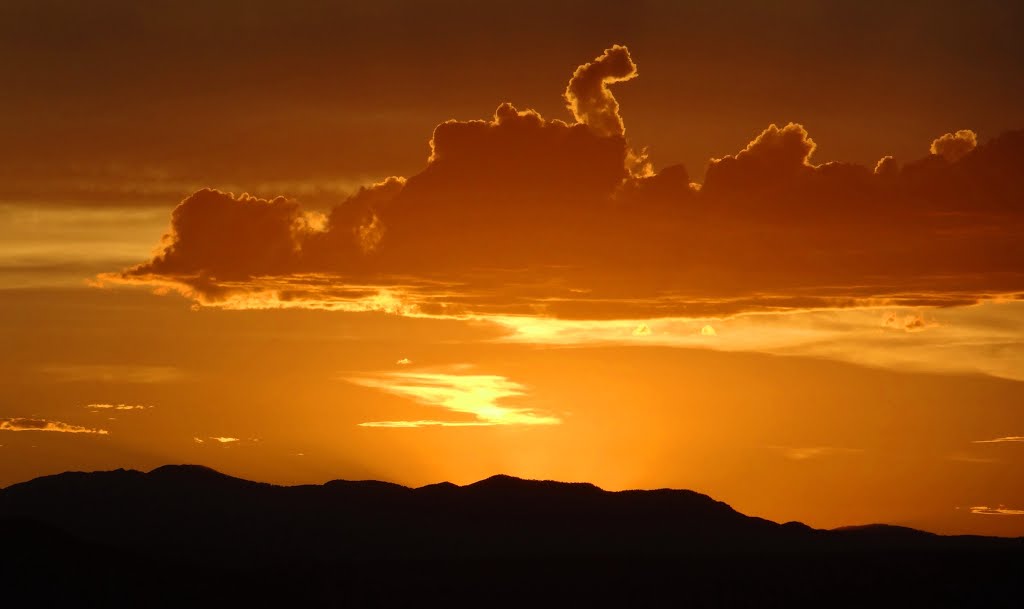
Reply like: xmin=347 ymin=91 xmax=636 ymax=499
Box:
xmin=99 ymin=46 xmax=1024 ymax=321
xmin=705 ymin=122 xmax=817 ymax=187
xmin=930 ymin=129 xmax=977 ymax=162
xmin=873 ymin=155 xmax=897 ymax=175
xmin=0 ymin=417 xmax=108 ymax=434
xmin=564 ymin=44 xmax=637 ymax=138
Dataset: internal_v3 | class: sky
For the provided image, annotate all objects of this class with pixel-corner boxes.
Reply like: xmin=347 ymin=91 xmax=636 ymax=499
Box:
xmin=2 ymin=0 xmax=1023 ymax=536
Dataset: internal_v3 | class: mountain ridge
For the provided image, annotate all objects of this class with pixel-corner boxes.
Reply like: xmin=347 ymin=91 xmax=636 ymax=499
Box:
xmin=3 ymin=464 xmax=1023 ymax=607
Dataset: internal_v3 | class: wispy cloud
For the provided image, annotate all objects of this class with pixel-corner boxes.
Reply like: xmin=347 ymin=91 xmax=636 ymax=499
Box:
xmin=489 ymin=300 xmax=1024 ymax=382
xmin=348 ymin=371 xmax=560 ymax=428
xmin=42 ymin=364 xmax=184 ymax=383
xmin=881 ymin=311 xmax=938 ymax=332
xmin=85 ymin=403 xmax=153 ymax=411
xmin=0 ymin=417 xmax=108 ymax=435
xmin=969 ymin=505 xmax=1024 ymax=516
xmin=947 ymin=452 xmax=999 ymax=464
xmin=769 ymin=445 xmax=862 ymax=461
xmin=973 ymin=436 xmax=1024 ymax=444
xmin=194 ymin=436 xmax=241 ymax=444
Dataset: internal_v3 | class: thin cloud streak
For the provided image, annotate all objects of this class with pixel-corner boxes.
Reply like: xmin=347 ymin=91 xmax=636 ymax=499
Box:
xmin=0 ymin=417 xmax=108 ymax=435
xmin=85 ymin=403 xmax=153 ymax=411
xmin=768 ymin=446 xmax=863 ymax=461
xmin=973 ymin=436 xmax=1024 ymax=444
xmin=42 ymin=364 xmax=185 ymax=384
xmin=969 ymin=506 xmax=1024 ymax=516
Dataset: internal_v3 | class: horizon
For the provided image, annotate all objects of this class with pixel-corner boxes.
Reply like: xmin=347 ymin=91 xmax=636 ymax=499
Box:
xmin=2 ymin=0 xmax=1024 ymax=541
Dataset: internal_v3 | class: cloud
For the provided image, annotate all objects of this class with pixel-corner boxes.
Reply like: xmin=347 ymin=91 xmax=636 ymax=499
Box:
xmin=564 ymin=44 xmax=637 ymax=138
xmin=0 ymin=417 xmax=108 ymax=435
xmin=947 ymin=452 xmax=998 ymax=464
xmin=395 ymin=358 xmax=412 ymax=365
xmin=881 ymin=312 xmax=937 ymax=332
xmin=348 ymin=370 xmax=560 ymax=428
xmin=98 ymin=46 xmax=1024 ymax=321
xmin=42 ymin=365 xmax=184 ymax=383
xmin=873 ymin=155 xmax=897 ymax=175
xmin=632 ymin=323 xmax=651 ymax=336
xmin=930 ymin=129 xmax=977 ymax=162
xmin=85 ymin=403 xmax=153 ymax=411
xmin=194 ymin=436 xmax=242 ymax=444
xmin=969 ymin=505 xmax=1024 ymax=516
xmin=489 ymin=301 xmax=1024 ymax=382
xmin=704 ymin=122 xmax=817 ymax=190
xmin=123 ymin=188 xmax=318 ymax=279
xmin=972 ymin=436 xmax=1024 ymax=444
xmin=769 ymin=446 xmax=862 ymax=460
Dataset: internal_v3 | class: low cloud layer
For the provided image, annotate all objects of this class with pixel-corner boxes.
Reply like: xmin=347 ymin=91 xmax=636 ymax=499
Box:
xmin=0 ymin=417 xmax=108 ymax=435
xmin=99 ymin=46 xmax=1024 ymax=320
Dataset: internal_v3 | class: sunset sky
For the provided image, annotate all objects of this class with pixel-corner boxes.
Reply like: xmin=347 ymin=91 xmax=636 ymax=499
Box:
xmin=2 ymin=0 xmax=1023 ymax=536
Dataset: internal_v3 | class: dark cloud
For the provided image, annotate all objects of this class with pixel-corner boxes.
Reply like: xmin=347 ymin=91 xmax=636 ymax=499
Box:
xmin=103 ymin=46 xmax=1024 ymax=319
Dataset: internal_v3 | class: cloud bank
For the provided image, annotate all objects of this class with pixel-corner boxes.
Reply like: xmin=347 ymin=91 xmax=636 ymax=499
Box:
xmin=100 ymin=46 xmax=1024 ymax=320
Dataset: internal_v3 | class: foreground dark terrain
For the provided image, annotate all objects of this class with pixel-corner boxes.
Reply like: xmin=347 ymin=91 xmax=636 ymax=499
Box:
xmin=2 ymin=465 xmax=1022 ymax=607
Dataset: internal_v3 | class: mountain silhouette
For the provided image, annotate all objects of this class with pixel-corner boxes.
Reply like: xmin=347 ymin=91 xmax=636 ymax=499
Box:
xmin=2 ymin=465 xmax=1022 ymax=607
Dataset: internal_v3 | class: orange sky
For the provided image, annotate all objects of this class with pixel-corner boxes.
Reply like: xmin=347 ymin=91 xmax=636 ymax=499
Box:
xmin=1 ymin=1 xmax=1023 ymax=537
